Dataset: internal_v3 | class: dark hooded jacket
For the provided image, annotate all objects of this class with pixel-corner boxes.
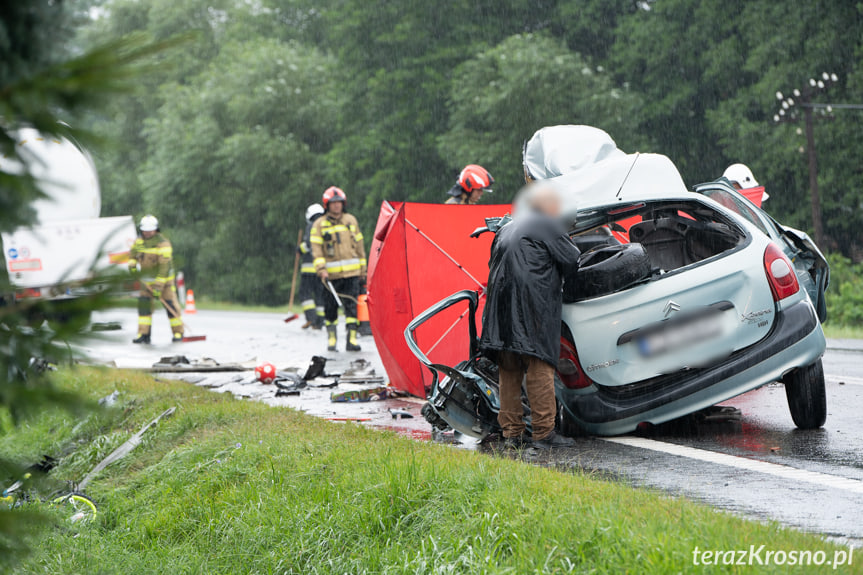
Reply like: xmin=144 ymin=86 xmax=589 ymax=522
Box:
xmin=479 ymin=211 xmax=580 ymax=367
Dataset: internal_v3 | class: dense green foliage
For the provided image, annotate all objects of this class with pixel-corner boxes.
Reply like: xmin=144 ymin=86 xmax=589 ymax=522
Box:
xmin=5 ymin=368 xmax=857 ymax=574
xmin=78 ymin=0 xmax=863 ymax=308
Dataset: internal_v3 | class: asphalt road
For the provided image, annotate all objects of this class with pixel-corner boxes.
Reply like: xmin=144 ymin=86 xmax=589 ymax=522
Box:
xmin=84 ymin=308 xmax=863 ymax=545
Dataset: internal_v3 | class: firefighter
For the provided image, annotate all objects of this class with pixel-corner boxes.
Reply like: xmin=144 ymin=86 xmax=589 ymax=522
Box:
xmin=298 ymin=203 xmax=326 ymax=329
xmin=310 ymin=187 xmax=366 ymax=352
xmin=723 ymin=163 xmax=769 ymax=203
xmin=128 ymin=215 xmax=183 ymax=344
xmin=445 ymin=164 xmax=494 ymax=204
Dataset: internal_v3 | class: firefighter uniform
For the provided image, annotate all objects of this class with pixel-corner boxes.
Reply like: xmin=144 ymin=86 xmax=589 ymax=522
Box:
xmin=445 ymin=193 xmax=476 ymax=205
xmin=298 ymin=219 xmax=325 ymax=329
xmin=128 ymin=232 xmax=183 ymax=342
xmin=310 ymin=212 xmax=366 ymax=351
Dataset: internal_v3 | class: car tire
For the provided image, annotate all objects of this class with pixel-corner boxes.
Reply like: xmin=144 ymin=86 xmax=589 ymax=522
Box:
xmin=565 ymin=243 xmax=652 ymax=301
xmin=556 ymin=399 xmax=587 ymax=438
xmin=784 ymin=358 xmax=826 ymax=429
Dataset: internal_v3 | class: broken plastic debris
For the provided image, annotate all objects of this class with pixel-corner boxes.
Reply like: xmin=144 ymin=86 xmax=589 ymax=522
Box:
xmin=389 ymin=408 xmax=414 ymax=419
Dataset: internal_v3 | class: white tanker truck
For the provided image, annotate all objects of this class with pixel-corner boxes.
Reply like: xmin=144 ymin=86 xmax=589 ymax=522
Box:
xmin=1 ymin=127 xmax=137 ymax=315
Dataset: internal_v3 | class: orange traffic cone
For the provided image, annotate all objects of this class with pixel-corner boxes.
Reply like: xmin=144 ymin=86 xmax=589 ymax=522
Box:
xmin=185 ymin=289 xmax=197 ymax=314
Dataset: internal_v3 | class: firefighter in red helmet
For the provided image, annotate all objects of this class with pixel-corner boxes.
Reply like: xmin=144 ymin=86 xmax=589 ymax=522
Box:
xmin=445 ymin=164 xmax=494 ymax=205
xmin=310 ymin=186 xmax=367 ymax=352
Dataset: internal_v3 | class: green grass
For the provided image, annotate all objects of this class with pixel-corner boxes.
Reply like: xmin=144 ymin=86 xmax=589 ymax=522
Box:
xmin=2 ymin=369 xmax=859 ymax=574
xmin=823 ymin=323 xmax=863 ymax=340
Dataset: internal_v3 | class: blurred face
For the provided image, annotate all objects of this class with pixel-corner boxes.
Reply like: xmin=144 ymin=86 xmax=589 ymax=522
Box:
xmin=469 ymin=189 xmax=485 ymax=203
xmin=529 ymin=186 xmax=561 ymax=218
xmin=142 ymin=230 xmax=156 ymax=239
xmin=328 ymin=200 xmax=344 ymax=215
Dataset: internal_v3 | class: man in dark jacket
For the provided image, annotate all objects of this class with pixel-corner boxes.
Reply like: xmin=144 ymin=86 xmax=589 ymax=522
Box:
xmin=480 ymin=187 xmax=580 ymax=449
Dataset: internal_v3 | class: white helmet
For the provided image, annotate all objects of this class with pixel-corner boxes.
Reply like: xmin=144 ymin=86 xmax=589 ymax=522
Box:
xmin=305 ymin=203 xmax=325 ymax=223
xmin=139 ymin=214 xmax=159 ymax=232
xmin=723 ymin=164 xmax=759 ymax=189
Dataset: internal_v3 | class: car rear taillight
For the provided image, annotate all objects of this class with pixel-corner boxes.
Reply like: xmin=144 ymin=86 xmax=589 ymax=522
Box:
xmin=763 ymin=243 xmax=800 ymax=301
xmin=558 ymin=337 xmax=595 ymax=389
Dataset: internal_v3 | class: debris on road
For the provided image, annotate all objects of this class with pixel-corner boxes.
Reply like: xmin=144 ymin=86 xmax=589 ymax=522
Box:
xmin=337 ymin=359 xmax=385 ymax=385
xmin=331 ymin=386 xmax=392 ymax=402
xmin=151 ymin=356 xmax=247 ymax=373
xmin=91 ymin=321 xmax=122 ymax=332
xmin=389 ymin=408 xmax=414 ymax=420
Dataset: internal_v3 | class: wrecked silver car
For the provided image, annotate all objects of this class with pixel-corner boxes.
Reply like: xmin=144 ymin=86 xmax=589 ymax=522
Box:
xmin=406 ymin=127 xmax=829 ymax=439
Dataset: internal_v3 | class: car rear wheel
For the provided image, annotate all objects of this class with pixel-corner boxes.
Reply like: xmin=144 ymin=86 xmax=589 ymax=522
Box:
xmin=784 ymin=359 xmax=826 ymax=429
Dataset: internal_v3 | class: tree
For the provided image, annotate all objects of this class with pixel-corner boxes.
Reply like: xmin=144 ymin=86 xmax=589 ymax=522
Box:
xmin=438 ymin=33 xmax=647 ymax=198
xmin=139 ymin=38 xmax=341 ymax=304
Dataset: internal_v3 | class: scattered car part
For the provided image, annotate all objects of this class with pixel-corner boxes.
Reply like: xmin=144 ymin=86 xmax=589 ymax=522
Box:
xmin=78 ymin=406 xmax=176 ymax=490
xmin=389 ymin=408 xmax=414 ymax=419
xmin=301 ymin=355 xmax=328 ymax=381
xmin=330 ymin=386 xmax=391 ymax=402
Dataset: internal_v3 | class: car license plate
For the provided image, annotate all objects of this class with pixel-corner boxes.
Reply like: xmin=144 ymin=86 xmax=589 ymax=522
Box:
xmin=636 ymin=312 xmax=723 ymax=358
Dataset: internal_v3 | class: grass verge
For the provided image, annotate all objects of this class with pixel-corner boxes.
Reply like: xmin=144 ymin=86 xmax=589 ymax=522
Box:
xmin=823 ymin=323 xmax=863 ymax=341
xmin=2 ymin=368 xmax=859 ymax=574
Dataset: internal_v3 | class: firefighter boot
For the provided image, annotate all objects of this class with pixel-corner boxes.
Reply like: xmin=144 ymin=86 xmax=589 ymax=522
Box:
xmin=327 ymin=324 xmax=338 ymax=352
xmin=346 ymin=325 xmax=362 ymax=352
xmin=132 ymin=333 xmax=151 ymax=344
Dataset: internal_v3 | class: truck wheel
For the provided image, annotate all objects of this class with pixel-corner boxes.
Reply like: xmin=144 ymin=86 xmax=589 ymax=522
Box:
xmin=565 ymin=243 xmax=651 ymax=301
xmin=784 ymin=359 xmax=826 ymax=429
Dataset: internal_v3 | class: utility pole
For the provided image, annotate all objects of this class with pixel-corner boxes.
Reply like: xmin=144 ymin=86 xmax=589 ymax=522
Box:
xmin=802 ymin=106 xmax=824 ymax=247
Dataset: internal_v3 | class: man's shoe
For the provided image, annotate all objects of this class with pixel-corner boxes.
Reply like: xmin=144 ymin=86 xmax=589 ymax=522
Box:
xmin=502 ymin=434 xmax=532 ymax=449
xmin=532 ymin=431 xmax=576 ymax=450
xmin=132 ymin=334 xmax=151 ymax=345
xmin=301 ymin=321 xmax=312 ymax=330
xmin=172 ymin=333 xmax=184 ymax=343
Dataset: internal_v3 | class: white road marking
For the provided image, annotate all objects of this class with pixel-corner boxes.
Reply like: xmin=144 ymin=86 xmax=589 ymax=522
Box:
xmin=603 ymin=436 xmax=863 ymax=495
xmin=826 ymin=373 xmax=863 ymax=386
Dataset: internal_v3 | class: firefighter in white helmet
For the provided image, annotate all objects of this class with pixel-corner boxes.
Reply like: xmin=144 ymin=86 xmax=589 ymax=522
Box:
xmin=297 ymin=203 xmax=326 ymax=329
xmin=723 ymin=163 xmax=769 ymax=203
xmin=128 ymin=215 xmax=183 ymax=344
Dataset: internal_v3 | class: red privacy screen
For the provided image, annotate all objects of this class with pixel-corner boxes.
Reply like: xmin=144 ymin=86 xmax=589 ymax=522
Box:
xmin=367 ymin=201 xmax=511 ymax=397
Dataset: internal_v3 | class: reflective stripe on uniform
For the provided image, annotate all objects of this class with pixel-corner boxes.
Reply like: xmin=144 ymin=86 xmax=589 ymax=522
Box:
xmin=154 ymin=274 xmax=175 ymax=284
xmin=309 ymin=235 xmax=324 ymax=245
xmin=354 ymin=233 xmax=364 ymax=242
xmin=359 ymin=258 xmax=367 ymax=268
xmin=301 ymin=299 xmax=315 ymax=311
xmin=169 ymin=317 xmax=183 ymax=327
xmin=138 ymin=316 xmax=153 ymax=325
xmin=135 ymin=246 xmax=172 ymax=257
xmin=325 ymin=258 xmax=361 ymax=273
xmin=313 ymin=257 xmax=326 ymax=268
xmin=345 ymin=317 xmax=359 ymax=325
xmin=301 ymin=265 xmax=316 ymax=274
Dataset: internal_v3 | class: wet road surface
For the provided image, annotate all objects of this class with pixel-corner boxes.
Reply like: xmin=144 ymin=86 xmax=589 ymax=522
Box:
xmin=84 ymin=308 xmax=863 ymax=544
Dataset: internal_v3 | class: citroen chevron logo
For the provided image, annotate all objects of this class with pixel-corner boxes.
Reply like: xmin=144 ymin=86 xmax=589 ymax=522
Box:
xmin=664 ymin=300 xmax=681 ymax=317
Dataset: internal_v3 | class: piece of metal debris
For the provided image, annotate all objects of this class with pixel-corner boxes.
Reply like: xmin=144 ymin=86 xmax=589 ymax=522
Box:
xmin=78 ymin=406 xmax=176 ymax=491
xmin=150 ymin=355 xmax=247 ymax=373
xmin=389 ymin=408 xmax=414 ymax=420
